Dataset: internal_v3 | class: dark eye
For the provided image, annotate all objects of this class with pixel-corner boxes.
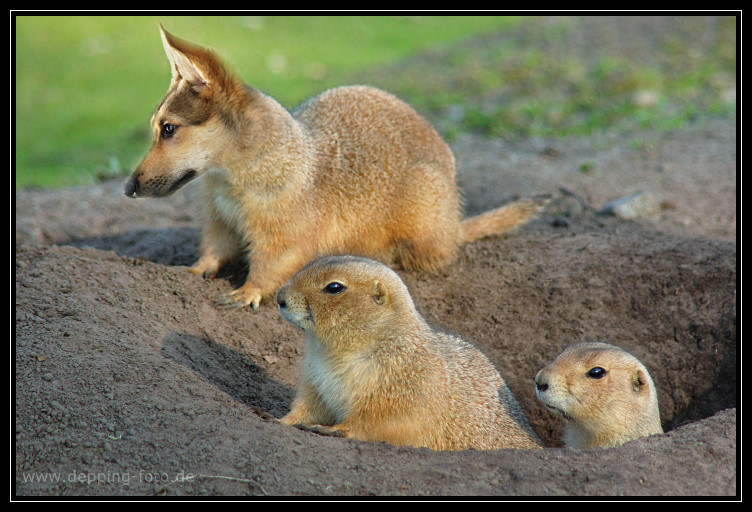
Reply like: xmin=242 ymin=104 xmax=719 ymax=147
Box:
xmin=161 ymin=123 xmax=177 ymax=139
xmin=323 ymin=282 xmax=346 ymax=294
xmin=587 ymin=367 xmax=607 ymax=379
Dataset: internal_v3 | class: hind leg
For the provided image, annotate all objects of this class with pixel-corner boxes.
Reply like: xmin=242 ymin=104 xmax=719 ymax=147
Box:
xmin=393 ymin=228 xmax=460 ymax=271
xmin=389 ymin=161 xmax=463 ymax=271
xmin=392 ymin=189 xmax=461 ymax=271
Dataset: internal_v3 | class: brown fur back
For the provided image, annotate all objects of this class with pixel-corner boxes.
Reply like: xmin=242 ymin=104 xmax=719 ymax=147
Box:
xmin=125 ymin=27 xmax=547 ymax=308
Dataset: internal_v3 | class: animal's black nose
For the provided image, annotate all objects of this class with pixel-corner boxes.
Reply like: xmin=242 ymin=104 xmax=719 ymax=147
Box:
xmin=535 ymin=380 xmax=548 ymax=392
xmin=123 ymin=177 xmax=139 ymax=198
xmin=277 ymin=298 xmax=286 ymax=309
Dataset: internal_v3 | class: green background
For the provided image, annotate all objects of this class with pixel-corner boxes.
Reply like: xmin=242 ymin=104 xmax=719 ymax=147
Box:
xmin=14 ymin=15 xmax=736 ymax=190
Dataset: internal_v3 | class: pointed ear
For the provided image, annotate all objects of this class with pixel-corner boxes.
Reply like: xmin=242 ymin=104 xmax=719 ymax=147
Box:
xmin=159 ymin=24 xmax=214 ymax=95
xmin=632 ymin=368 xmax=649 ymax=393
xmin=372 ymin=280 xmax=388 ymax=306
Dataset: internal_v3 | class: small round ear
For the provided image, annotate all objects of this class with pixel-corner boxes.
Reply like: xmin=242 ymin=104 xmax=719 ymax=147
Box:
xmin=372 ymin=280 xmax=388 ymax=306
xmin=632 ymin=368 xmax=649 ymax=393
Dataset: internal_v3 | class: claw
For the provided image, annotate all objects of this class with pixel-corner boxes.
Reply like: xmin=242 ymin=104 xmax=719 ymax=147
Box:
xmin=213 ymin=292 xmax=234 ymax=307
xmin=188 ymin=258 xmax=221 ymax=279
xmin=293 ymin=423 xmax=348 ymax=438
xmin=214 ymin=293 xmax=248 ymax=308
xmin=189 ymin=267 xmax=217 ymax=280
xmin=249 ymin=406 xmax=279 ymax=422
xmin=213 ymin=287 xmax=262 ymax=310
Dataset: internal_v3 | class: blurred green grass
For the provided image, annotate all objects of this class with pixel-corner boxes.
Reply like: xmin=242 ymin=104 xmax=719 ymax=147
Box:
xmin=355 ymin=16 xmax=737 ymax=141
xmin=15 ymin=15 xmax=736 ymax=191
xmin=14 ymin=15 xmax=521 ymax=189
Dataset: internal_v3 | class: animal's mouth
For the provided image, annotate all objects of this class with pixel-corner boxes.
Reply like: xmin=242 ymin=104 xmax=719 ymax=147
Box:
xmin=167 ymin=169 xmax=198 ymax=194
xmin=278 ymin=305 xmax=315 ymax=331
xmin=123 ymin=169 xmax=198 ymax=198
xmin=544 ymin=404 xmax=570 ymax=420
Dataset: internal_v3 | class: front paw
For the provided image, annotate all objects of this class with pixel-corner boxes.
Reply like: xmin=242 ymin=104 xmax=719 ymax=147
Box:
xmin=189 ymin=257 xmax=221 ymax=279
xmin=249 ymin=406 xmax=279 ymax=422
xmin=292 ymin=423 xmax=349 ymax=438
xmin=214 ymin=284 xmax=263 ymax=310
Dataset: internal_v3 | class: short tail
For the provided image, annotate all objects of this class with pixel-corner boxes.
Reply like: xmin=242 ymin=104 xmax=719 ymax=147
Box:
xmin=460 ymin=194 xmax=550 ymax=244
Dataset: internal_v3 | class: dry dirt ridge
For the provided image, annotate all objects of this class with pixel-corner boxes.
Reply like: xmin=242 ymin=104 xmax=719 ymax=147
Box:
xmin=15 ymin=119 xmax=736 ymax=497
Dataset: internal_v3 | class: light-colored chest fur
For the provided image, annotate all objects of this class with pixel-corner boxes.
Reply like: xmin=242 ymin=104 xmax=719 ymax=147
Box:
xmin=214 ymin=188 xmax=248 ymax=232
xmin=202 ymin=167 xmax=272 ymax=239
xmin=302 ymin=340 xmax=377 ymax=424
xmin=201 ymin=163 xmax=313 ymax=240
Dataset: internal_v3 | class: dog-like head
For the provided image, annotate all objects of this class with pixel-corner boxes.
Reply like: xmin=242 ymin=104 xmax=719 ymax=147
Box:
xmin=124 ymin=25 xmax=248 ymax=198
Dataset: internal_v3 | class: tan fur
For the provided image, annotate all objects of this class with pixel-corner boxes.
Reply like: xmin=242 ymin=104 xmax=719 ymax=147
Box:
xmin=535 ymin=342 xmax=663 ymax=449
xmin=124 ymin=26 xmax=547 ymax=309
xmin=275 ymin=255 xmax=543 ymax=451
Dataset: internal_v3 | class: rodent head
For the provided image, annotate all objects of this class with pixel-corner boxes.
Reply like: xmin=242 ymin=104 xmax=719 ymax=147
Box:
xmin=276 ymin=255 xmax=417 ymax=350
xmin=535 ymin=342 xmax=661 ymax=448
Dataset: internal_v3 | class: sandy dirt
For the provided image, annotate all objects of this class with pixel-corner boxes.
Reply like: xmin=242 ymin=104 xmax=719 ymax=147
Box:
xmin=15 ymin=18 xmax=737 ymax=498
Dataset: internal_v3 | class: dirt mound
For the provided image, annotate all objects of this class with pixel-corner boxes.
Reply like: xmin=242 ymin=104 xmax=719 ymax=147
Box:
xmin=15 ymin=117 xmax=736 ymax=496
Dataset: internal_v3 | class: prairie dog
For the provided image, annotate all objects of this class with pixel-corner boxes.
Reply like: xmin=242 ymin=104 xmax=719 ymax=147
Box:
xmin=535 ymin=342 xmax=663 ymax=449
xmin=124 ymin=26 xmax=548 ymax=309
xmin=276 ymin=255 xmax=543 ymax=451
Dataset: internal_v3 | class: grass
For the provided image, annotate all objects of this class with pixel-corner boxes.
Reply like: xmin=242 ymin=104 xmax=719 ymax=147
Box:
xmin=14 ymin=15 xmax=520 ymax=189
xmin=15 ymin=15 xmax=737 ymax=190
xmin=356 ymin=16 xmax=737 ymax=141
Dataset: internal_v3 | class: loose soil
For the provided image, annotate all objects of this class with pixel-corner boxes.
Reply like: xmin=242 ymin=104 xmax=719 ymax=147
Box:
xmin=15 ymin=17 xmax=737 ymax=498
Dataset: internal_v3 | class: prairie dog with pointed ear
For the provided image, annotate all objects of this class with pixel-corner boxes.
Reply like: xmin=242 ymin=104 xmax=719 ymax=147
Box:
xmin=535 ymin=342 xmax=662 ymax=449
xmin=276 ymin=255 xmax=543 ymax=451
xmin=124 ymin=25 xmax=548 ymax=310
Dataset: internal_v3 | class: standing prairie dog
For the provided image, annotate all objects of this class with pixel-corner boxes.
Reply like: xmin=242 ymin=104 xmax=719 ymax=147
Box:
xmin=124 ymin=25 xmax=548 ymax=309
xmin=276 ymin=255 xmax=543 ymax=451
xmin=535 ymin=342 xmax=663 ymax=449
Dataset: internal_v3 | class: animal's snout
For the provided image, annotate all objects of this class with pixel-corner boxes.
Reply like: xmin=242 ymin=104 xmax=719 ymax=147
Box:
xmin=276 ymin=286 xmax=289 ymax=310
xmin=123 ymin=175 xmax=140 ymax=198
xmin=535 ymin=372 xmax=549 ymax=392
